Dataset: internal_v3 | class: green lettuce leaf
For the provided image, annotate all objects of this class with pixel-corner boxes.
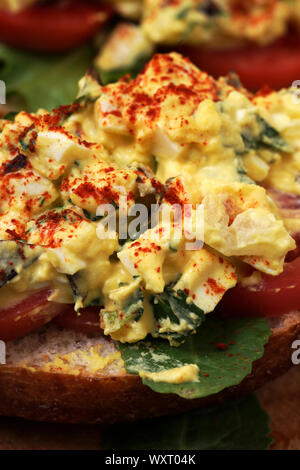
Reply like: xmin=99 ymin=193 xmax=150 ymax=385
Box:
xmin=103 ymin=394 xmax=272 ymax=450
xmin=119 ymin=316 xmax=270 ymax=399
xmin=0 ymin=44 xmax=94 ymax=112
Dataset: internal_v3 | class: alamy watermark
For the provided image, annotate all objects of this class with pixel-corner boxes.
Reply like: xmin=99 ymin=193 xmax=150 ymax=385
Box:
xmin=0 ymin=80 xmax=6 ymax=105
xmin=291 ymin=340 xmax=300 ymax=365
xmin=0 ymin=340 xmax=6 ymax=365
xmin=94 ymin=188 xmax=204 ymax=250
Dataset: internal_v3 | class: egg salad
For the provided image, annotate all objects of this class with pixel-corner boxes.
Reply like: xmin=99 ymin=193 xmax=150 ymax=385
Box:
xmin=142 ymin=0 xmax=300 ymax=46
xmin=94 ymin=1 xmax=300 ymax=93
xmin=0 ymin=52 xmax=297 ymax=348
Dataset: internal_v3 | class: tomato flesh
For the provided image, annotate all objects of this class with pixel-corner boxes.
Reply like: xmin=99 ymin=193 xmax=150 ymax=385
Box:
xmin=0 ymin=288 xmax=66 ymax=341
xmin=177 ymin=31 xmax=300 ymax=90
xmin=216 ymin=257 xmax=300 ymax=318
xmin=53 ymin=305 xmax=103 ymax=334
xmin=0 ymin=0 xmax=113 ymax=52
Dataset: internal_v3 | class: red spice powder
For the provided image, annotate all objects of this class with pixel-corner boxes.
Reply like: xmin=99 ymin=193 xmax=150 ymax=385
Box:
xmin=253 ymin=84 xmax=273 ymax=99
xmin=206 ymin=278 xmax=226 ymax=295
xmin=30 ymin=209 xmax=83 ymax=248
xmin=101 ymin=53 xmax=221 ymax=131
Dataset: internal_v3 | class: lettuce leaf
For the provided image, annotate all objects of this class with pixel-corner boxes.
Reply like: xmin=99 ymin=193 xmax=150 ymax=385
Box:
xmin=103 ymin=394 xmax=273 ymax=450
xmin=0 ymin=44 xmax=94 ymax=112
xmin=119 ymin=316 xmax=270 ymax=399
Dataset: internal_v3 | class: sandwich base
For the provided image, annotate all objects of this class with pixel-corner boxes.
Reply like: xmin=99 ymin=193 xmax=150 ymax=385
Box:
xmin=0 ymin=312 xmax=299 ymax=424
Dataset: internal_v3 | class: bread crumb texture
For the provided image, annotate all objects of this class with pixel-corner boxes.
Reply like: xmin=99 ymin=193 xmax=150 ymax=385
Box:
xmin=6 ymin=325 xmax=125 ymax=377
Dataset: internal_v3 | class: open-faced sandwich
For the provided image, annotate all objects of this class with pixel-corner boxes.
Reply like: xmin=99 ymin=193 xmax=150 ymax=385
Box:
xmin=0 ymin=52 xmax=299 ymax=424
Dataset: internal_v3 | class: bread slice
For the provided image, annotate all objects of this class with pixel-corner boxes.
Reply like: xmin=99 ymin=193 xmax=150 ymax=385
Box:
xmin=0 ymin=312 xmax=299 ymax=424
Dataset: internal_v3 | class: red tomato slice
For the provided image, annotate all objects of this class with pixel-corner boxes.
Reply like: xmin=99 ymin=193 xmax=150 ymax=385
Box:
xmin=216 ymin=257 xmax=300 ymax=318
xmin=53 ymin=305 xmax=103 ymax=334
xmin=0 ymin=0 xmax=113 ymax=52
xmin=176 ymin=31 xmax=300 ymax=90
xmin=0 ymin=288 xmax=66 ymax=341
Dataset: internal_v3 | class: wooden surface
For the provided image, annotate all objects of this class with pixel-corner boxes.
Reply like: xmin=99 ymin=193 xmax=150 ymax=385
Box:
xmin=0 ymin=366 xmax=298 ymax=450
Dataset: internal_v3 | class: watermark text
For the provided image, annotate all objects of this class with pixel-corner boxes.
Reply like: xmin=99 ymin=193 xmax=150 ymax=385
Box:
xmin=0 ymin=80 xmax=6 ymax=105
xmin=0 ymin=340 xmax=6 ymax=365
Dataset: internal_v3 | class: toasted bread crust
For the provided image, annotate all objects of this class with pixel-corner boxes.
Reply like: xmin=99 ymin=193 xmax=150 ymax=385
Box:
xmin=0 ymin=312 xmax=299 ymax=424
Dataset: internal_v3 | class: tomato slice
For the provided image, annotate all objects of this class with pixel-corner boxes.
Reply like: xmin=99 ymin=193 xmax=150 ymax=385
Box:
xmin=53 ymin=305 xmax=103 ymax=334
xmin=0 ymin=288 xmax=66 ymax=341
xmin=176 ymin=31 xmax=300 ymax=90
xmin=0 ymin=0 xmax=113 ymax=52
xmin=216 ymin=257 xmax=300 ymax=318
